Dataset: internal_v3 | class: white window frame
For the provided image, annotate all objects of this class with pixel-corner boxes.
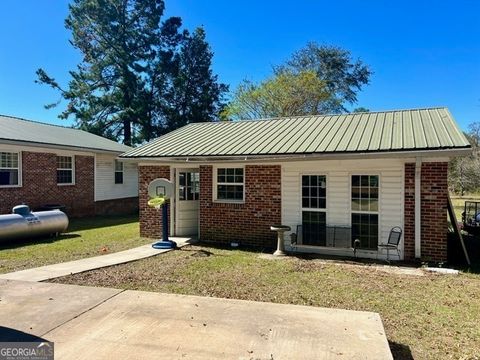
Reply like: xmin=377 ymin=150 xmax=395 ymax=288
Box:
xmin=114 ymin=160 xmax=124 ymax=184
xmin=57 ymin=155 xmax=75 ymax=186
xmin=300 ymin=174 xmax=327 ymax=213
xmin=213 ymin=165 xmax=245 ymax=203
xmin=299 ymin=174 xmax=328 ymax=246
xmin=350 ymin=174 xmax=381 ymax=250
xmin=0 ymin=151 xmax=21 ymax=188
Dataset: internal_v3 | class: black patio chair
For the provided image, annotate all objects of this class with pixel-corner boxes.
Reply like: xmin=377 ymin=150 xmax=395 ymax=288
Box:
xmin=377 ymin=226 xmax=402 ymax=263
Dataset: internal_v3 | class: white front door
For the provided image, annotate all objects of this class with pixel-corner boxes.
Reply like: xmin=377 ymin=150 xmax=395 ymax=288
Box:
xmin=175 ymin=169 xmax=200 ymax=236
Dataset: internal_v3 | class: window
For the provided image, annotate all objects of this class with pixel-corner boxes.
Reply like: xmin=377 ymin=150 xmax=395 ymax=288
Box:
xmin=351 ymin=175 xmax=379 ymax=249
xmin=179 ymin=171 xmax=199 ymax=200
xmin=216 ymin=168 xmax=244 ymax=201
xmin=301 ymin=175 xmax=327 ymax=245
xmin=0 ymin=152 xmax=20 ymax=186
xmin=114 ymin=160 xmax=123 ymax=184
xmin=57 ymin=156 xmax=74 ymax=184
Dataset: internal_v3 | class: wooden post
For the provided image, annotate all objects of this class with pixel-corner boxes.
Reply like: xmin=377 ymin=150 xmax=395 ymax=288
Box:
xmin=447 ymin=195 xmax=470 ymax=265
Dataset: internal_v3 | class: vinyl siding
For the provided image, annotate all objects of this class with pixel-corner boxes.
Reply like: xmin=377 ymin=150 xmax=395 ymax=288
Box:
xmin=95 ymin=154 xmax=138 ymax=201
xmin=281 ymin=158 xmax=404 ymax=258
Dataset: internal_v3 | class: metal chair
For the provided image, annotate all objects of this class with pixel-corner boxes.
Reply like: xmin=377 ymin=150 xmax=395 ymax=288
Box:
xmin=289 ymin=225 xmax=302 ymax=251
xmin=377 ymin=226 xmax=402 ymax=263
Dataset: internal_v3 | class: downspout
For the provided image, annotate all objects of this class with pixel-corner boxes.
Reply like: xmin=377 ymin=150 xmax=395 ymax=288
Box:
xmin=415 ymin=157 xmax=422 ymax=259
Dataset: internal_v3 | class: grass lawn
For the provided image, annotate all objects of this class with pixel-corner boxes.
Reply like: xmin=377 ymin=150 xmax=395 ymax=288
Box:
xmin=450 ymin=194 xmax=480 ymax=222
xmin=52 ymin=245 xmax=480 ymax=360
xmin=0 ymin=214 xmax=148 ymax=274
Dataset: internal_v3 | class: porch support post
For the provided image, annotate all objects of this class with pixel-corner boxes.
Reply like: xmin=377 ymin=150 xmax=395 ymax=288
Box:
xmin=415 ymin=157 xmax=422 ymax=259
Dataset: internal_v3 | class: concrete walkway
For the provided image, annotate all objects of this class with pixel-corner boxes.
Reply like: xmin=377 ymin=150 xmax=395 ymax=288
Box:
xmin=0 ymin=280 xmax=393 ymax=359
xmin=0 ymin=237 xmax=194 ymax=282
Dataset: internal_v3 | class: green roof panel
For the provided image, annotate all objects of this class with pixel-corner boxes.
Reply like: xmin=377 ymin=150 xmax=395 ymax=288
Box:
xmin=0 ymin=115 xmax=131 ymax=153
xmin=121 ymin=107 xmax=470 ymax=159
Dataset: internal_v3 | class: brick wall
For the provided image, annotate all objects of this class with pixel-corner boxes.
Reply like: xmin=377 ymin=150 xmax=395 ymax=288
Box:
xmin=199 ymin=165 xmax=281 ymax=248
xmin=0 ymin=151 xmax=94 ymax=217
xmin=404 ymin=163 xmax=415 ymax=260
xmin=95 ymin=196 xmax=139 ymax=216
xmin=139 ymin=165 xmax=170 ymax=238
xmin=404 ymin=162 xmax=449 ymax=262
xmin=421 ymin=162 xmax=449 ymax=262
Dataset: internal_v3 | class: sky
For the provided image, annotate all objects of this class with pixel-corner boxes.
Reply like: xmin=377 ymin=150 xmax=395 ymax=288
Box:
xmin=0 ymin=0 xmax=479 ymax=130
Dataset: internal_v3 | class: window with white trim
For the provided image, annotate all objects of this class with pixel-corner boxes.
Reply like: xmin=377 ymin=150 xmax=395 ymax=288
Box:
xmin=57 ymin=156 xmax=74 ymax=185
xmin=351 ymin=175 xmax=379 ymax=249
xmin=216 ymin=168 xmax=244 ymax=201
xmin=0 ymin=152 xmax=20 ymax=186
xmin=114 ymin=160 xmax=124 ymax=184
xmin=301 ymin=175 xmax=327 ymax=245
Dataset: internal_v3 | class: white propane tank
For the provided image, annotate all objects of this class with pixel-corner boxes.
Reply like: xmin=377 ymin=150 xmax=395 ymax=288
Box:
xmin=0 ymin=205 xmax=69 ymax=241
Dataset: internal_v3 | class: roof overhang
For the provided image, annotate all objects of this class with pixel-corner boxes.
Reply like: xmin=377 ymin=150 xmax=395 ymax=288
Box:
xmin=119 ymin=147 xmax=472 ymax=164
xmin=0 ymin=138 xmax=126 ymax=155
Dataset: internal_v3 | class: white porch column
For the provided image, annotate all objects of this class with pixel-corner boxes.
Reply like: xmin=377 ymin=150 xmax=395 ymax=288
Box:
xmin=415 ymin=157 xmax=422 ymax=259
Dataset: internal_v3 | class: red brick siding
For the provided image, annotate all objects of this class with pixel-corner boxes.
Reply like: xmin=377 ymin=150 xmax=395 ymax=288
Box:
xmin=404 ymin=162 xmax=448 ymax=262
xmin=421 ymin=162 xmax=448 ymax=262
xmin=404 ymin=163 xmax=415 ymax=260
xmin=199 ymin=165 xmax=281 ymax=248
xmin=139 ymin=165 xmax=171 ymax=238
xmin=0 ymin=151 xmax=94 ymax=217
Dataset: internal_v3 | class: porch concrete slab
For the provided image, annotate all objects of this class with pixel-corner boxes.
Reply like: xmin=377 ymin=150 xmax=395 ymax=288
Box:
xmin=0 ymin=280 xmax=122 ymax=337
xmin=0 ymin=237 xmax=195 ymax=282
xmin=0 ymin=280 xmax=392 ymax=359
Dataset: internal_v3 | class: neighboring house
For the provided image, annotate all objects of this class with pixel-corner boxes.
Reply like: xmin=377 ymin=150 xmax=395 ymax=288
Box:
xmin=120 ymin=107 xmax=470 ymax=262
xmin=0 ymin=115 xmax=138 ymax=217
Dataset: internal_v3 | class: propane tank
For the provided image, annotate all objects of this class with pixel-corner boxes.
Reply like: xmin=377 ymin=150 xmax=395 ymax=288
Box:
xmin=0 ymin=205 xmax=69 ymax=241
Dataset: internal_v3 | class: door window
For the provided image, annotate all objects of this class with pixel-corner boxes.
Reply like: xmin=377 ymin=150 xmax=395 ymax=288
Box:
xmin=179 ymin=171 xmax=199 ymax=201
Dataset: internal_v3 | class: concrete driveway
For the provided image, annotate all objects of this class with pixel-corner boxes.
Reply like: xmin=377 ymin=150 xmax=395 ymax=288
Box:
xmin=0 ymin=280 xmax=392 ymax=359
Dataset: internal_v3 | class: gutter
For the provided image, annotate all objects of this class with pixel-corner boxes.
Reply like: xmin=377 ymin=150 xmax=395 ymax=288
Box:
xmin=119 ymin=147 xmax=472 ymax=163
xmin=0 ymin=139 xmax=129 ymax=155
xmin=415 ymin=157 xmax=422 ymax=259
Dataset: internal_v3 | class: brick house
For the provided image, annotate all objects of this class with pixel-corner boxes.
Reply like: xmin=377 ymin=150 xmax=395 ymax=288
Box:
xmin=0 ymin=115 xmax=139 ymax=217
xmin=120 ymin=108 xmax=471 ymax=262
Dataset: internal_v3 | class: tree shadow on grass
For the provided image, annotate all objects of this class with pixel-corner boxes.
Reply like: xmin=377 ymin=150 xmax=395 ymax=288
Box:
xmin=0 ymin=234 xmax=81 ymax=251
xmin=0 ymin=326 xmax=49 ymax=342
xmin=389 ymin=341 xmax=414 ymax=360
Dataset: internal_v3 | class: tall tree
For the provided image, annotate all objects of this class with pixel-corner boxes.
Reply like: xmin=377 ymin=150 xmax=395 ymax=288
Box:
xmin=224 ymin=42 xmax=372 ymax=120
xmin=161 ymin=27 xmax=228 ymax=133
xmin=353 ymin=107 xmax=370 ymax=113
xmin=36 ymin=0 xmax=226 ymax=145
xmin=222 ymin=70 xmax=330 ymax=120
xmin=449 ymin=123 xmax=480 ymax=195
xmin=277 ymin=42 xmax=372 ymax=113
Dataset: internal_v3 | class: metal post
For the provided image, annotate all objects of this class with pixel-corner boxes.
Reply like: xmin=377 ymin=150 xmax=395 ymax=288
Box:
xmin=162 ymin=202 xmax=169 ymax=241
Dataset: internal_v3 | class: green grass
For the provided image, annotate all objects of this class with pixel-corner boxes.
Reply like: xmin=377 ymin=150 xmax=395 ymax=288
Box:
xmin=0 ymin=215 xmax=147 ymax=274
xmin=53 ymin=245 xmax=480 ymax=360
xmin=450 ymin=194 xmax=480 ymax=222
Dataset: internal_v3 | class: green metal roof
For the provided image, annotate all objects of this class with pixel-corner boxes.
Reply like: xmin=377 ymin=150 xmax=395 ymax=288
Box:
xmin=0 ymin=115 xmax=131 ymax=153
xmin=122 ymin=107 xmax=470 ymax=159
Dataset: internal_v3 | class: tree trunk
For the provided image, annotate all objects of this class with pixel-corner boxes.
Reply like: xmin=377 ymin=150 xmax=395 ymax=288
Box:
xmin=123 ymin=118 xmax=132 ymax=146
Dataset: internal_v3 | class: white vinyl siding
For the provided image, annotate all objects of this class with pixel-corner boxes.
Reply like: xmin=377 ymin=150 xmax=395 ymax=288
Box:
xmin=95 ymin=154 xmax=138 ymax=201
xmin=282 ymin=158 xmax=404 ymax=259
